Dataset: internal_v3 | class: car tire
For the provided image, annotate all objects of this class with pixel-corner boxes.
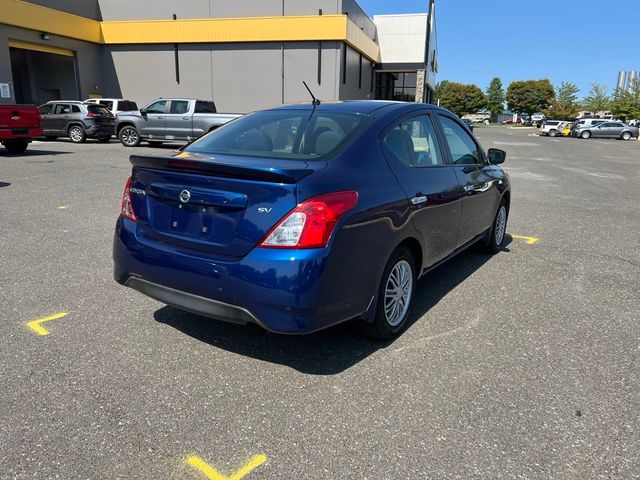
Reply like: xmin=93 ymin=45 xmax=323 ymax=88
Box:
xmin=68 ymin=126 xmax=86 ymax=143
xmin=3 ymin=140 xmax=29 ymax=154
xmin=359 ymin=246 xmax=416 ymax=340
xmin=44 ymin=135 xmax=58 ymax=141
xmin=581 ymin=130 xmax=591 ymax=139
xmin=549 ymin=129 xmax=557 ymax=137
xmin=484 ymin=119 xmax=490 ymax=125
xmin=147 ymin=141 xmax=164 ymax=147
xmin=119 ymin=126 xmax=141 ymax=147
xmin=621 ymin=132 xmax=632 ymax=141
xmin=484 ymin=199 xmax=509 ymax=254
xmin=97 ymin=135 xmax=111 ymax=143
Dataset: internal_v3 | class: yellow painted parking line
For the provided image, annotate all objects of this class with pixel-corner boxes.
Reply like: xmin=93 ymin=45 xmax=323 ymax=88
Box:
xmin=26 ymin=312 xmax=68 ymax=336
xmin=57 ymin=206 xmax=67 ymax=210
xmin=185 ymin=454 xmax=267 ymax=480
xmin=511 ymin=234 xmax=539 ymax=245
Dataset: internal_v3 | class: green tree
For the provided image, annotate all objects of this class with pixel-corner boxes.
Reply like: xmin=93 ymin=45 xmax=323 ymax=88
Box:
xmin=485 ymin=77 xmax=505 ymax=121
xmin=436 ymin=81 xmax=486 ymax=117
xmin=542 ymin=81 xmax=580 ymax=120
xmin=611 ymin=78 xmax=640 ymax=121
xmin=581 ymin=83 xmax=611 ymax=113
xmin=506 ymin=79 xmax=555 ymax=116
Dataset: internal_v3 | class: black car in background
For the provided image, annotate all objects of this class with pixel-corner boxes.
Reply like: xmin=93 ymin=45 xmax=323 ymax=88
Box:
xmin=38 ymin=101 xmax=115 ymax=143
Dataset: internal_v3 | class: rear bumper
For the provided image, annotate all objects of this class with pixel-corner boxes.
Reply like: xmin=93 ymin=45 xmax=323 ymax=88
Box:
xmin=0 ymin=127 xmax=42 ymax=140
xmin=85 ymin=124 xmax=114 ymax=136
xmin=113 ymin=217 xmax=356 ymax=334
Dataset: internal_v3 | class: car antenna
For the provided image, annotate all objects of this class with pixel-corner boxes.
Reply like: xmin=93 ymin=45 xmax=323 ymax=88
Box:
xmin=303 ymin=81 xmax=321 ymax=107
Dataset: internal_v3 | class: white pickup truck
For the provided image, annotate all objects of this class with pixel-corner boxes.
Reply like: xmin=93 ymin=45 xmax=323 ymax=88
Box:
xmin=115 ymin=98 xmax=241 ymax=147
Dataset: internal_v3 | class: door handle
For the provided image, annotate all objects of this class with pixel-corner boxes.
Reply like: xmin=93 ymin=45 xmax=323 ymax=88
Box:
xmin=182 ymin=117 xmax=190 ymax=120
xmin=157 ymin=116 xmax=164 ymax=119
xmin=410 ymin=195 xmax=427 ymax=205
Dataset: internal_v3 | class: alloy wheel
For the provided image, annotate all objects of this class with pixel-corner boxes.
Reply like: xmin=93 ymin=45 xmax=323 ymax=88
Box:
xmin=384 ymin=260 xmax=413 ymax=327
xmin=495 ymin=206 xmax=507 ymax=246
xmin=69 ymin=127 xmax=84 ymax=143
xmin=121 ymin=128 xmax=139 ymax=146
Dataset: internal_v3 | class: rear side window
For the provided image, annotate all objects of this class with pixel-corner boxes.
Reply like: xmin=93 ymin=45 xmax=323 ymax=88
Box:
xmin=170 ymin=100 xmax=190 ymax=114
xmin=382 ymin=126 xmax=411 ymax=166
xmin=53 ymin=104 xmax=71 ymax=114
xmin=195 ymin=101 xmax=217 ymax=114
xmin=401 ymin=115 xmax=444 ymax=166
xmin=101 ymin=101 xmax=114 ymax=110
xmin=438 ymin=115 xmax=482 ymax=165
xmin=546 ymin=121 xmax=560 ymax=126
xmin=186 ymin=110 xmax=368 ymax=160
xmin=118 ymin=101 xmax=138 ymax=111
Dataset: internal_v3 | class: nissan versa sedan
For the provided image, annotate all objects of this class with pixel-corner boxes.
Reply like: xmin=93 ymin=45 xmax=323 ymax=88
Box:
xmin=113 ymin=101 xmax=510 ymax=339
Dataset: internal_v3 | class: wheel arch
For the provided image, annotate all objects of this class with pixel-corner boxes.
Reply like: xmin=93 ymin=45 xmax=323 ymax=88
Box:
xmin=67 ymin=122 xmax=85 ymax=134
xmin=395 ymin=237 xmax=423 ymax=277
xmin=117 ymin=122 xmax=137 ymax=134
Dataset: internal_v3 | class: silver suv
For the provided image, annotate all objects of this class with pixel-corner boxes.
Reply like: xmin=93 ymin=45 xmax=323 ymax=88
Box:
xmin=38 ymin=101 xmax=115 ymax=143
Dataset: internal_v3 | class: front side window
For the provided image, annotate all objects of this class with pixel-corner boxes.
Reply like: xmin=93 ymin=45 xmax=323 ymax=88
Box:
xmin=438 ymin=115 xmax=482 ymax=165
xmin=169 ymin=100 xmax=190 ymax=114
xmin=401 ymin=115 xmax=444 ymax=166
xmin=146 ymin=100 xmax=167 ymax=114
xmin=186 ymin=110 xmax=368 ymax=160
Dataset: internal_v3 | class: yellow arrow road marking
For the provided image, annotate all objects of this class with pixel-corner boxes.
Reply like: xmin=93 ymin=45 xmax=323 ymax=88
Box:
xmin=511 ymin=234 xmax=539 ymax=245
xmin=27 ymin=312 xmax=68 ymax=336
xmin=186 ymin=454 xmax=267 ymax=480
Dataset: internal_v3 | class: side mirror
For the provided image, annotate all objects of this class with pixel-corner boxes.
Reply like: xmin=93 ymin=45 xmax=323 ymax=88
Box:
xmin=487 ymin=148 xmax=506 ymax=165
xmin=139 ymin=108 xmax=147 ymax=116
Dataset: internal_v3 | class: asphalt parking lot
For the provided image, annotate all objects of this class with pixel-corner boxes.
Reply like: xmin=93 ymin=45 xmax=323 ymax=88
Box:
xmin=1 ymin=128 xmax=639 ymax=479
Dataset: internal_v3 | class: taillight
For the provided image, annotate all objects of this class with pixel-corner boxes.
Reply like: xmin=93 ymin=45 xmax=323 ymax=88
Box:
xmin=120 ymin=177 xmax=137 ymax=221
xmin=86 ymin=112 xmax=100 ymax=118
xmin=259 ymin=191 xmax=358 ymax=249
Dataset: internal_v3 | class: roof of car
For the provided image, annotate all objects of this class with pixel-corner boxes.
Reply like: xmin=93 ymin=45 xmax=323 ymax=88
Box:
xmin=269 ymin=100 xmax=445 ymax=116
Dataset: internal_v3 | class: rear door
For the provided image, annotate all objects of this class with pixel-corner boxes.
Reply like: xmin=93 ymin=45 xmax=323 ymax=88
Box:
xmin=380 ymin=112 xmax=463 ymax=266
xmin=165 ymin=100 xmax=192 ymax=141
xmin=436 ymin=114 xmax=501 ymax=245
xmin=141 ymin=100 xmax=167 ymax=138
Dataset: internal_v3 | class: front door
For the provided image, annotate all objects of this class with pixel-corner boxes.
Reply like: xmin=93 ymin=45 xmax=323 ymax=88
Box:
xmin=51 ymin=103 xmax=72 ymax=134
xmin=164 ymin=100 xmax=192 ymax=141
xmin=38 ymin=104 xmax=55 ymax=134
xmin=436 ymin=114 xmax=501 ymax=245
xmin=381 ymin=113 xmax=463 ymax=267
xmin=141 ymin=100 xmax=167 ymax=139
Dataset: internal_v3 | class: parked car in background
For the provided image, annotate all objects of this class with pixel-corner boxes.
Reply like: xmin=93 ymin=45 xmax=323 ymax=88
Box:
xmin=461 ymin=118 xmax=474 ymax=131
xmin=539 ymin=120 xmax=563 ymax=136
xmin=113 ymin=101 xmax=511 ymax=339
xmin=572 ymin=121 xmax=639 ymax=140
xmin=462 ymin=112 xmax=490 ymax=125
xmin=115 ymin=98 xmax=241 ymax=147
xmin=531 ymin=113 xmax=545 ymax=123
xmin=38 ymin=101 xmax=114 ymax=143
xmin=574 ymin=118 xmax=606 ymax=129
xmin=560 ymin=122 xmax=573 ymax=137
xmin=84 ymin=98 xmax=138 ymax=115
xmin=0 ymin=104 xmax=42 ymax=154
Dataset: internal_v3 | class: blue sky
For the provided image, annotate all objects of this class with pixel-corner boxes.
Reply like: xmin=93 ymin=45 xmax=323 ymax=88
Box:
xmin=358 ymin=0 xmax=640 ymax=97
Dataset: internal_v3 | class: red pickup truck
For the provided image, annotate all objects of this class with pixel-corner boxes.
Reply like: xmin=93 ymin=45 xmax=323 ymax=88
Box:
xmin=0 ymin=105 xmax=42 ymax=154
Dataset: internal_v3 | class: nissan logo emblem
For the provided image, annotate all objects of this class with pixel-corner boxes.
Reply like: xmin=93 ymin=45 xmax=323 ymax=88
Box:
xmin=179 ymin=189 xmax=191 ymax=203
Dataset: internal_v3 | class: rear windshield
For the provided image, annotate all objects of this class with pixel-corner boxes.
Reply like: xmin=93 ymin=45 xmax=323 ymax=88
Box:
xmin=87 ymin=105 xmax=112 ymax=116
xmin=546 ymin=121 xmax=560 ymax=125
xmin=118 ymin=101 xmax=138 ymax=111
xmin=185 ymin=110 xmax=369 ymax=160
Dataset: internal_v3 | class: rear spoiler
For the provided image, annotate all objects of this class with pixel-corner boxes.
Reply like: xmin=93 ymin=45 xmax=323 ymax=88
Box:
xmin=129 ymin=155 xmax=319 ymax=184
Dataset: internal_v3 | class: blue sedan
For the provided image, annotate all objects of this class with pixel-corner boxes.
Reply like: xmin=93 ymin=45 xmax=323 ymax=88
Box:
xmin=113 ymin=101 xmax=510 ymax=339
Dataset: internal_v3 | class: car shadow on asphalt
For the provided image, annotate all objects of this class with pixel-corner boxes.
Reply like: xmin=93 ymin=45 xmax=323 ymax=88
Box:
xmin=154 ymin=237 xmax=512 ymax=375
xmin=1 ymin=150 xmax=71 ymax=157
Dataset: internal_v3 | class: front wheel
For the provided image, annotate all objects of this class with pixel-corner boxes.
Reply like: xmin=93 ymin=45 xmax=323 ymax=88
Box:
xmin=484 ymin=200 xmax=508 ymax=254
xmin=581 ymin=130 xmax=591 ymax=139
xmin=621 ymin=132 xmax=632 ymax=141
xmin=3 ymin=140 xmax=29 ymax=154
xmin=359 ymin=247 xmax=416 ymax=340
xmin=68 ymin=126 xmax=86 ymax=143
xmin=119 ymin=126 xmax=141 ymax=147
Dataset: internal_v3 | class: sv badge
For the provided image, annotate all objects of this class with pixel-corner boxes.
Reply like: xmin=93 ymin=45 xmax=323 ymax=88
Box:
xmin=257 ymin=207 xmax=272 ymax=213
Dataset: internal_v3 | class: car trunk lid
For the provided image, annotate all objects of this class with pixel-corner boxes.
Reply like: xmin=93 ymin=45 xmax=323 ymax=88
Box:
xmin=128 ymin=152 xmax=325 ymax=257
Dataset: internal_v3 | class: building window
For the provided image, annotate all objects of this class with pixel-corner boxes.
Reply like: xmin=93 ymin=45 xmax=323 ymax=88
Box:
xmin=342 ymin=44 xmax=347 ymax=84
xmin=375 ymin=72 xmax=418 ymax=102
xmin=358 ymin=54 xmax=363 ymax=89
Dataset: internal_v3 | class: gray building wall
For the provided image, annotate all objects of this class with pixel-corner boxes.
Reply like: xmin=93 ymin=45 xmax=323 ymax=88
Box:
xmin=28 ymin=0 xmax=102 ymax=20
xmin=0 ymin=24 xmax=103 ymax=104
xmin=339 ymin=44 xmax=374 ymax=101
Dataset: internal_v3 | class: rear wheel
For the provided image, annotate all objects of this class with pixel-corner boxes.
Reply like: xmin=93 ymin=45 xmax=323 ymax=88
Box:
xmin=621 ymin=131 xmax=632 ymax=141
xmin=3 ymin=140 xmax=28 ymax=154
xmin=484 ymin=200 xmax=508 ymax=254
xmin=68 ymin=126 xmax=86 ymax=143
xmin=119 ymin=126 xmax=141 ymax=147
xmin=359 ymin=247 xmax=416 ymax=340
xmin=581 ymin=130 xmax=591 ymax=139
xmin=549 ymin=129 xmax=558 ymax=137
